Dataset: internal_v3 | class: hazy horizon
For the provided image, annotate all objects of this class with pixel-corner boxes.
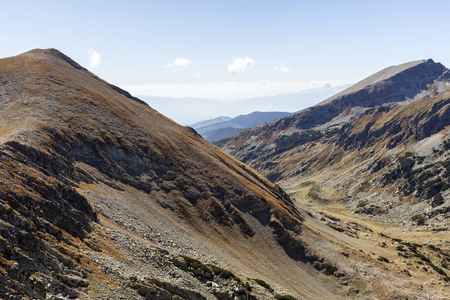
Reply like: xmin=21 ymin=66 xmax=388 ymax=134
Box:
xmin=139 ymin=83 xmax=350 ymax=125
xmin=2 ymin=1 xmax=450 ymax=103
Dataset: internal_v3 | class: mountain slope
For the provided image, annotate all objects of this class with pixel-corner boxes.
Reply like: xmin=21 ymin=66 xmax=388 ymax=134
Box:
xmin=201 ymin=127 xmax=244 ymax=143
xmin=279 ymin=87 xmax=450 ymax=223
xmin=223 ymin=58 xmax=450 ymax=232
xmin=0 ymin=49 xmax=365 ymax=299
xmin=223 ymin=59 xmax=450 ymax=171
xmin=193 ymin=111 xmax=291 ymax=142
xmin=221 ymin=59 xmax=450 ymax=298
xmin=191 ymin=116 xmax=232 ymax=129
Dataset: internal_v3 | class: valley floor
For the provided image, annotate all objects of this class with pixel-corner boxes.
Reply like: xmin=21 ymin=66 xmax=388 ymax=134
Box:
xmin=288 ymin=187 xmax=450 ymax=299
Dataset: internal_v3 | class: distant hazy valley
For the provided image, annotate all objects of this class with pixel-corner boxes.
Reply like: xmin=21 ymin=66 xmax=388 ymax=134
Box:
xmin=139 ymin=84 xmax=350 ymax=125
xmin=191 ymin=111 xmax=292 ymax=143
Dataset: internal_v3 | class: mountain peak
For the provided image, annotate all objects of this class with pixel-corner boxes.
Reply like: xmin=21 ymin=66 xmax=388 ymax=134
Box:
xmin=21 ymin=48 xmax=86 ymax=71
xmin=319 ymin=59 xmax=447 ymax=106
xmin=24 ymin=47 xmax=66 ymax=56
xmin=6 ymin=48 xmax=148 ymax=106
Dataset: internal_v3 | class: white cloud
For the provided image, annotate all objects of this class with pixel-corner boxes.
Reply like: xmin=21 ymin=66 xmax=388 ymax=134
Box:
xmin=274 ymin=66 xmax=289 ymax=73
xmin=122 ymin=79 xmax=353 ymax=101
xmin=227 ymin=56 xmax=255 ymax=73
xmin=88 ymin=48 xmax=101 ymax=68
xmin=165 ymin=58 xmax=192 ymax=68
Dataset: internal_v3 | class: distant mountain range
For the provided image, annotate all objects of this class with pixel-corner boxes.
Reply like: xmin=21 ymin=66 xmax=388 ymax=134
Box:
xmin=138 ymin=84 xmax=351 ymax=125
xmin=191 ymin=111 xmax=292 ymax=142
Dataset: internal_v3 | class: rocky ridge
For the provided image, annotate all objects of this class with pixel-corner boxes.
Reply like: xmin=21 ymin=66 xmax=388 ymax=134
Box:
xmin=223 ymin=58 xmax=450 ymax=227
xmin=223 ymin=59 xmax=450 ymax=165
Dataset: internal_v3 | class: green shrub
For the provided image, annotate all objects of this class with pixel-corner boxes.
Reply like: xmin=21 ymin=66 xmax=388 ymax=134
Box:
xmin=414 ymin=253 xmax=430 ymax=263
xmin=432 ymin=265 xmax=447 ymax=276
xmin=74 ymin=254 xmax=82 ymax=263
xmin=356 ymin=200 xmax=368 ymax=208
xmin=182 ymin=256 xmax=212 ymax=273
xmin=396 ymin=245 xmax=406 ymax=252
xmin=412 ymin=214 xmax=426 ymax=225
xmin=378 ymin=256 xmax=389 ymax=263
xmin=267 ymin=172 xmax=282 ymax=182
xmin=356 ymin=204 xmax=386 ymax=215
xmin=275 ymin=294 xmax=298 ymax=300
xmin=207 ymin=264 xmax=236 ymax=280
xmin=245 ymin=281 xmax=252 ymax=291
xmin=253 ymin=279 xmax=274 ymax=293
xmin=398 ymin=154 xmax=415 ymax=170
xmin=428 ymin=244 xmax=441 ymax=251
xmin=307 ymin=184 xmax=322 ymax=200
xmin=404 ymin=152 xmax=414 ymax=158
xmin=431 ymin=193 xmax=445 ymax=207
xmin=236 ymin=289 xmax=248 ymax=296
xmin=274 ymin=130 xmax=323 ymax=154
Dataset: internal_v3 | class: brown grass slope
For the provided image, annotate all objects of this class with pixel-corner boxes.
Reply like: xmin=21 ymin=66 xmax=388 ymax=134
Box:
xmin=0 ymin=49 xmax=368 ymax=299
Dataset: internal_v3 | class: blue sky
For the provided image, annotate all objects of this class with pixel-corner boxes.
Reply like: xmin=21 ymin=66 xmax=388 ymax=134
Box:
xmin=2 ymin=0 xmax=450 ymax=102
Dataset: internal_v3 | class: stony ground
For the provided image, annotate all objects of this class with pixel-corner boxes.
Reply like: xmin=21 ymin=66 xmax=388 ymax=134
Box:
xmin=286 ymin=189 xmax=450 ymax=300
